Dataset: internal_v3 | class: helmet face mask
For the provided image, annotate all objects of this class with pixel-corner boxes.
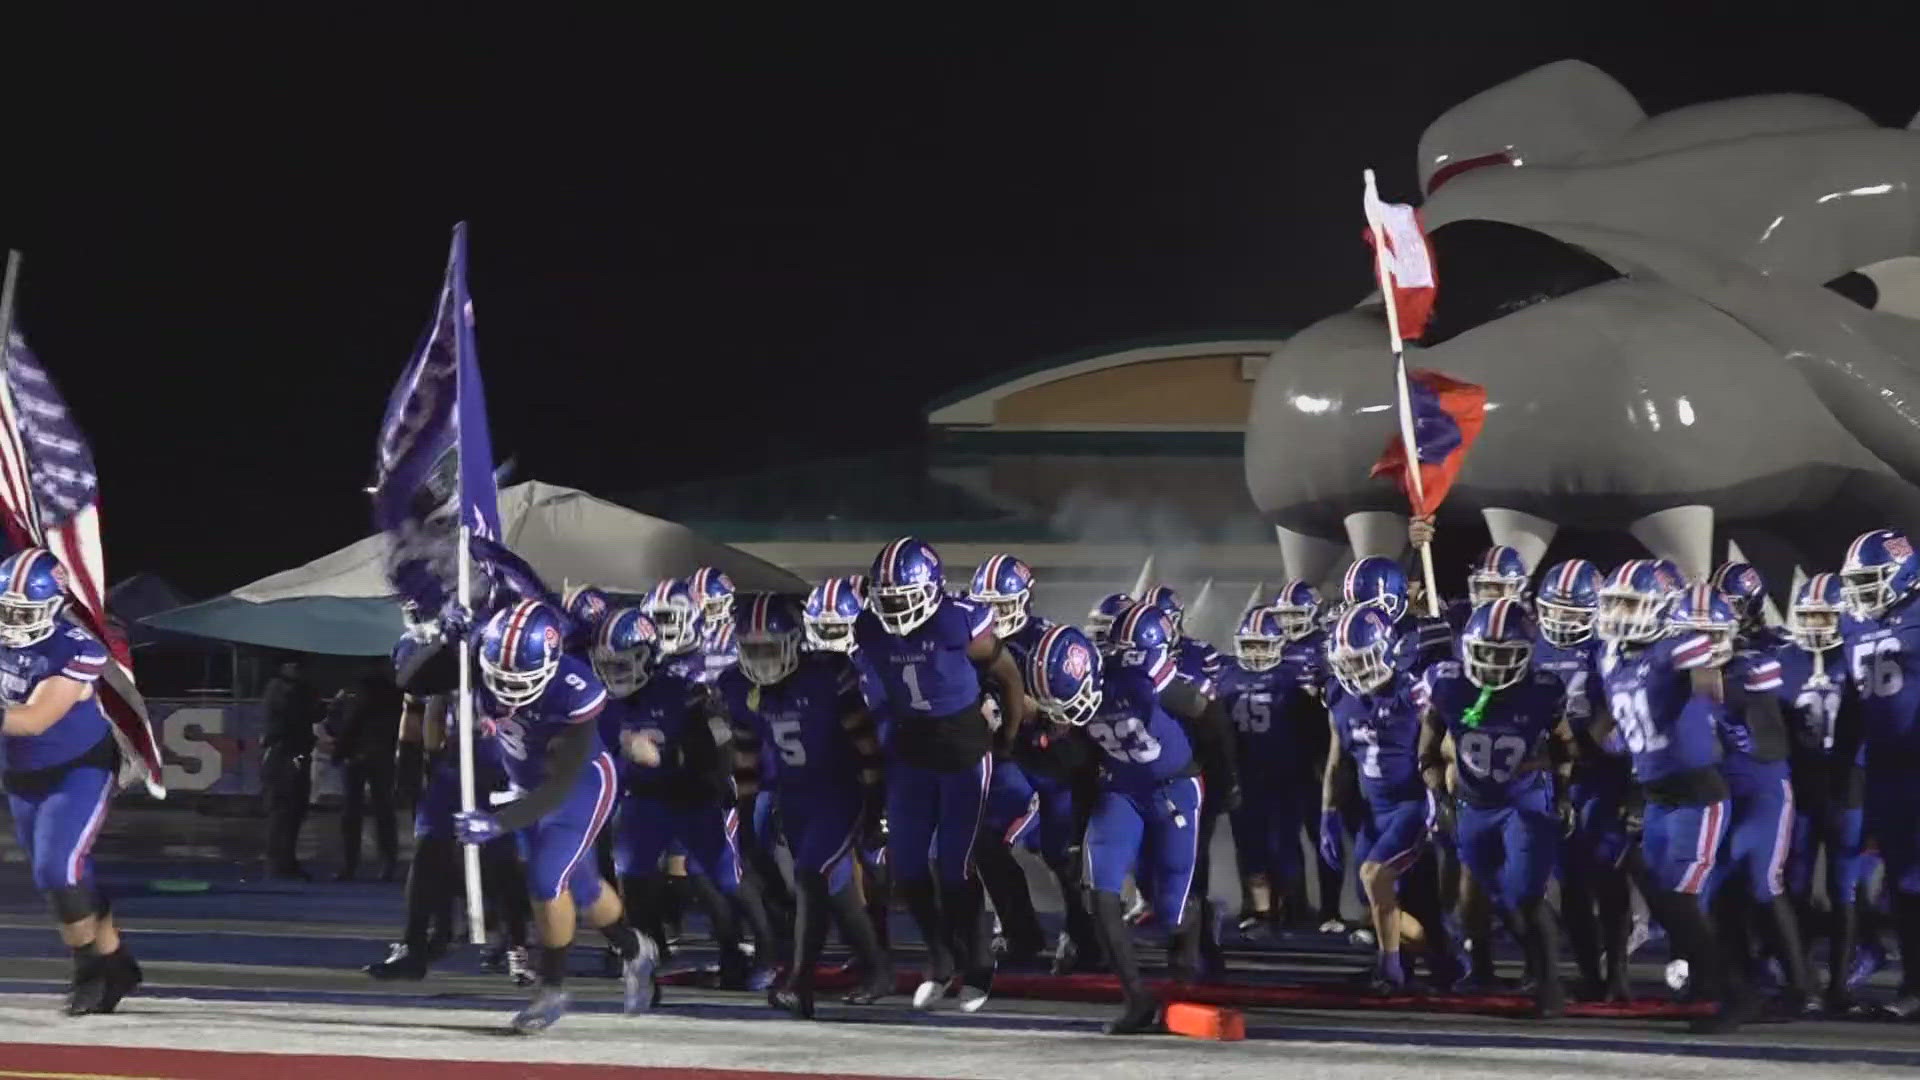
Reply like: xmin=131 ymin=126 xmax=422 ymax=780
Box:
xmin=870 ymin=581 xmax=938 ymax=636
xmin=738 ymin=633 xmax=800 ymax=685
xmin=976 ymin=592 xmax=1029 ymax=639
xmin=1596 ymin=587 xmax=1664 ymax=644
xmin=1468 ymin=574 xmax=1526 ymax=604
xmin=1330 ymin=638 xmax=1392 ymax=695
xmin=1236 ymin=632 xmax=1285 ymax=671
xmin=1273 ymin=604 xmax=1316 ymax=641
xmin=480 ymin=647 xmax=557 ymax=708
xmin=1464 ymin=637 xmax=1531 ymax=689
xmin=1536 ymin=599 xmax=1596 ymax=648
xmin=1842 ymin=563 xmax=1896 ymax=620
xmin=592 ymin=644 xmax=653 ymax=697
xmin=1788 ymin=603 xmax=1840 ymax=652
xmin=805 ymin=615 xmax=855 ymax=652
xmin=701 ymin=594 xmax=733 ymax=630
xmin=1035 ymin=678 xmax=1102 ymax=726
xmin=644 ymin=596 xmax=699 ymax=654
xmin=0 ymin=594 xmax=60 ymax=648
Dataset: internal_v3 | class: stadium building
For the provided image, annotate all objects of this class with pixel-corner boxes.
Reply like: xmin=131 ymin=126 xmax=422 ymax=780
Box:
xmin=619 ymin=330 xmax=1296 ymax=643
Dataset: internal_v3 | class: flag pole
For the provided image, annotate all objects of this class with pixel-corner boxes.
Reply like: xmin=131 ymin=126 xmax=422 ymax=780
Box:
xmin=456 ymin=527 xmax=485 ymax=944
xmin=1363 ymin=170 xmax=1441 ymax=617
xmin=0 ymin=251 xmax=22 ymax=359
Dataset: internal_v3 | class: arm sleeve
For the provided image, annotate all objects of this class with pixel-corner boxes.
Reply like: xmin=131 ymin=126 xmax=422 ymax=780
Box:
xmin=493 ymin=719 xmax=598 ymax=833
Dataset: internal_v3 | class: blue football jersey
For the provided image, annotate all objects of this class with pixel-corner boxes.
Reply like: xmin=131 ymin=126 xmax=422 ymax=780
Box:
xmin=1170 ymin=638 xmax=1222 ymax=698
xmin=1394 ymin=612 xmax=1455 ymax=678
xmin=1418 ymin=659 xmax=1561 ymax=805
xmin=1282 ymin=632 xmax=1328 ymax=686
xmin=1328 ymin=671 xmax=1426 ymax=807
xmin=610 ymin=669 xmax=712 ymax=789
xmin=1535 ymin=634 xmax=1629 ymax=777
xmin=698 ymin=621 xmax=738 ymax=685
xmin=1215 ymin=656 xmax=1315 ymax=790
xmin=1082 ymin=665 xmax=1196 ymax=792
xmin=1719 ymin=648 xmax=1788 ymax=777
xmin=487 ymin=654 xmax=608 ymax=791
xmin=719 ymin=653 xmax=865 ymax=792
xmin=1771 ymin=641 xmax=1857 ymax=763
xmin=660 ymin=649 xmax=707 ymax=684
xmin=1842 ymin=593 xmax=1920 ymax=768
xmin=0 ymin=618 xmax=111 ymax=774
xmin=1598 ymin=633 xmax=1724 ymax=784
xmin=852 ymin=595 xmax=991 ymax=718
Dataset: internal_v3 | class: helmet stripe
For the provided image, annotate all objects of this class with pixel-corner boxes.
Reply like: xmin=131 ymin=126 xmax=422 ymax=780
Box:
xmin=1848 ymin=531 xmax=1874 ymax=570
xmin=879 ymin=538 xmax=908 ymax=584
xmin=500 ymin=600 xmax=537 ymax=671
xmin=8 ymin=550 xmax=36 ymax=597
xmin=1489 ymin=597 xmax=1508 ymax=638
xmin=1343 ymin=560 xmax=1361 ymax=601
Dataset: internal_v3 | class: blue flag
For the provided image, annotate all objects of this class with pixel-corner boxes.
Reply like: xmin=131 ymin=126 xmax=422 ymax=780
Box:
xmin=372 ymin=223 xmax=502 ymax=612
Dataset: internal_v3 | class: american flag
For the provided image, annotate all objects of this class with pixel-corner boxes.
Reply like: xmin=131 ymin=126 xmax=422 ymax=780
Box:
xmin=0 ymin=331 xmax=163 ymax=793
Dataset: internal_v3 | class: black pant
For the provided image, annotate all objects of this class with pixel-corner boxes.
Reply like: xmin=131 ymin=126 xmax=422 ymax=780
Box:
xmin=262 ymin=748 xmax=311 ymax=874
xmin=340 ymin=755 xmax=398 ymax=875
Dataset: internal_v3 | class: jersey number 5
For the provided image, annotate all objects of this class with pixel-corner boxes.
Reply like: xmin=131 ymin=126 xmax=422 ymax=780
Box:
xmin=769 ymin=717 xmax=808 ymax=766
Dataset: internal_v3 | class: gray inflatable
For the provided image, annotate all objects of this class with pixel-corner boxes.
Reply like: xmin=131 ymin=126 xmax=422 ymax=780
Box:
xmin=1246 ymin=61 xmax=1920 ymax=586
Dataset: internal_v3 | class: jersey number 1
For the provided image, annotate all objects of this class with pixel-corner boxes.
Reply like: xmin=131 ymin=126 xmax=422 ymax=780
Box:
xmin=902 ymin=663 xmax=933 ymax=712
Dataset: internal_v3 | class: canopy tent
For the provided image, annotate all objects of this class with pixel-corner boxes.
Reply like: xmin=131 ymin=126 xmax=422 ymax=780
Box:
xmin=140 ymin=481 xmax=809 ymax=655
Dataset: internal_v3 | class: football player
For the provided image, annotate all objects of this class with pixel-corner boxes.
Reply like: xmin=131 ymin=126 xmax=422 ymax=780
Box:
xmin=1271 ymin=580 xmax=1346 ymax=932
xmin=1775 ymin=572 xmax=1873 ymax=1013
xmin=1143 ymin=585 xmax=1223 ymax=697
xmin=723 ymin=593 xmax=890 ymax=1017
xmin=1681 ymin=584 xmax=1811 ymax=1015
xmin=370 ymin=608 xmax=532 ymax=985
xmin=1838 ymin=529 xmax=1920 ymax=1018
xmin=1534 ymin=559 xmax=1633 ymax=1001
xmin=1218 ymin=606 xmax=1316 ymax=934
xmin=807 ymin=575 xmax=896 ymax=956
xmin=1341 ymin=556 xmax=1453 ymax=678
xmin=597 ymin=606 xmax=771 ymax=993
xmin=1029 ymin=621 xmax=1199 ymax=1034
xmin=856 ymin=537 xmax=1030 ymax=1011
xmin=1594 ymin=561 xmax=1750 ymax=1032
xmin=690 ymin=567 xmax=739 ymax=684
xmin=968 ymin=554 xmax=1062 ymax=965
xmin=454 ymin=600 xmax=654 ymax=1033
xmin=1321 ymin=604 xmax=1459 ymax=993
xmin=0 ymin=548 xmax=141 ymax=1015
xmin=1084 ymin=591 xmax=1135 ymax=648
xmin=1419 ymin=598 xmax=1573 ymax=1016
xmin=642 ymin=578 xmax=709 ymax=683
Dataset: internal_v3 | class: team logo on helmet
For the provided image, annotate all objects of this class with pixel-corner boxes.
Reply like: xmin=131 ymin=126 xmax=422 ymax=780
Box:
xmin=49 ymin=562 xmax=68 ymax=591
xmin=1062 ymin=642 xmax=1092 ymax=680
xmin=542 ymin=625 xmax=560 ymax=649
xmin=1890 ymin=535 xmax=1915 ymax=561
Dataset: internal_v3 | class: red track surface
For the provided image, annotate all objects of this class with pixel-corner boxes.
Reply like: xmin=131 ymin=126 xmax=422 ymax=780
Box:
xmin=0 ymin=1043 xmax=928 ymax=1080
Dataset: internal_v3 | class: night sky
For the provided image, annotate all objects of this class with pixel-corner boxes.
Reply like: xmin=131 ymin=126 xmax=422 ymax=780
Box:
xmin=0 ymin=11 xmax=1910 ymax=597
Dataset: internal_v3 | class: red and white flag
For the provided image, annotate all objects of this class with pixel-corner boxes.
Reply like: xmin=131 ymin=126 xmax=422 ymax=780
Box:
xmin=0 ymin=330 xmax=164 ymax=794
xmin=1362 ymin=169 xmax=1438 ymax=344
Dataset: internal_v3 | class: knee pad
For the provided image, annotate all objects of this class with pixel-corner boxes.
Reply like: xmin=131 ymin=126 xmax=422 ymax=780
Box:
xmin=48 ymin=885 xmax=97 ymax=924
